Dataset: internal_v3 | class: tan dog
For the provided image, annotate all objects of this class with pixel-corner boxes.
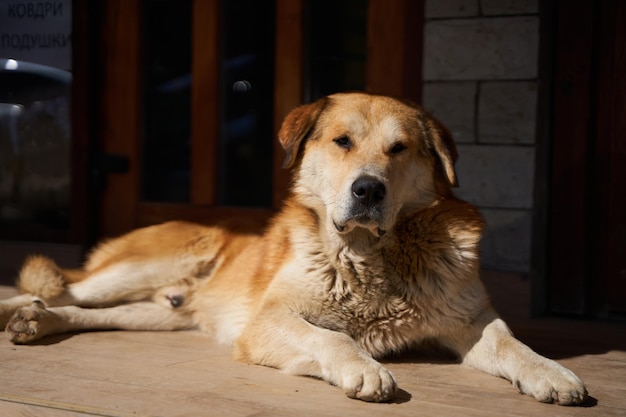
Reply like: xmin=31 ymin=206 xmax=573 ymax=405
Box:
xmin=0 ymin=93 xmax=587 ymax=405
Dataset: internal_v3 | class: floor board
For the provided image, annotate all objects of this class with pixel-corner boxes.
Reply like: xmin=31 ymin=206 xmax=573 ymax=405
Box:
xmin=1 ymin=274 xmax=625 ymax=417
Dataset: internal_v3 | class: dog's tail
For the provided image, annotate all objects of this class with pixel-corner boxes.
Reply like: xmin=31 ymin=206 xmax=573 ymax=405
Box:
xmin=17 ymin=255 xmax=86 ymax=299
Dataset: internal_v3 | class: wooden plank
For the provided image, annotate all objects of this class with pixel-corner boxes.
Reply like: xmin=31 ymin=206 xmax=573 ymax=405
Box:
xmin=366 ymin=0 xmax=424 ymax=103
xmin=602 ymin=1 xmax=626 ymax=316
xmin=1 ymin=283 xmax=626 ymax=416
xmin=69 ymin=0 xmax=94 ymax=245
xmin=589 ymin=0 xmax=626 ymax=317
xmin=0 ymin=400 xmax=91 ymax=417
xmin=98 ymin=0 xmax=142 ymax=238
xmin=0 ymin=327 xmax=623 ymax=416
xmin=549 ymin=0 xmax=626 ymax=318
xmin=548 ymin=0 xmax=595 ymax=315
xmin=190 ymin=0 xmax=220 ymax=206
xmin=530 ymin=0 xmax=555 ymax=316
xmin=272 ymin=0 xmax=305 ymax=208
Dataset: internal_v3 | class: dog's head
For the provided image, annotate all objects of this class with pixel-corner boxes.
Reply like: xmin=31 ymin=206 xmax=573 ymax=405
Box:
xmin=279 ymin=92 xmax=457 ymax=238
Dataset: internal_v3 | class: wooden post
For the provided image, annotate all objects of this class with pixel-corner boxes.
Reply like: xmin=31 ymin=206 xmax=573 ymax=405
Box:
xmin=272 ymin=0 xmax=305 ymax=208
xmin=366 ymin=0 xmax=424 ymax=103
xmin=190 ymin=0 xmax=220 ymax=206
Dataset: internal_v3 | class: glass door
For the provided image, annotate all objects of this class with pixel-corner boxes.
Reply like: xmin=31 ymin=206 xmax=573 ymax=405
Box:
xmin=93 ymin=0 xmax=425 ymax=238
xmin=0 ymin=0 xmax=73 ymax=241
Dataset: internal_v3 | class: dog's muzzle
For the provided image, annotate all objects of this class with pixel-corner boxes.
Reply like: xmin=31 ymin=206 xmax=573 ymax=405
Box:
xmin=333 ymin=175 xmax=388 ymax=237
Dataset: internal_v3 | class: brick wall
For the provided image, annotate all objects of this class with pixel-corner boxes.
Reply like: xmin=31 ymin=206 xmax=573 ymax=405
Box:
xmin=422 ymin=0 xmax=539 ymax=272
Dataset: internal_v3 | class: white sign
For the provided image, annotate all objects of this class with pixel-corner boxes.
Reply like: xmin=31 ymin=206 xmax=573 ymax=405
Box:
xmin=0 ymin=0 xmax=72 ymax=69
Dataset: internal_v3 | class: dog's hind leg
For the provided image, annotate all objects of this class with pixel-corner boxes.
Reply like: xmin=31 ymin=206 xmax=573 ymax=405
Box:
xmin=6 ymin=301 xmax=196 ymax=344
xmin=55 ymin=258 xmax=181 ymax=307
xmin=17 ymin=253 xmax=208 ymax=309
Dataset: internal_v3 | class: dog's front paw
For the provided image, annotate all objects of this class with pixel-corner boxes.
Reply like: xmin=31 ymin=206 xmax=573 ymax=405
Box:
xmin=6 ymin=301 xmax=50 ymax=344
xmin=516 ymin=358 xmax=587 ymax=405
xmin=339 ymin=360 xmax=397 ymax=402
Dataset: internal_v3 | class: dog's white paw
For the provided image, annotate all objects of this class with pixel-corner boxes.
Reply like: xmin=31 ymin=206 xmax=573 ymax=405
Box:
xmin=6 ymin=301 xmax=51 ymax=344
xmin=515 ymin=358 xmax=587 ymax=405
xmin=338 ymin=360 xmax=397 ymax=402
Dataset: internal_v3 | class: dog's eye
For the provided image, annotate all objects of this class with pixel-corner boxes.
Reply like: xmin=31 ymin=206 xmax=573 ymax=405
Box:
xmin=389 ymin=143 xmax=407 ymax=155
xmin=333 ymin=136 xmax=352 ymax=150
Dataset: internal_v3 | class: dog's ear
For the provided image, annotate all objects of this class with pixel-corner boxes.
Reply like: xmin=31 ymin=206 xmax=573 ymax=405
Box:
xmin=279 ymin=97 xmax=328 ymax=169
xmin=423 ymin=114 xmax=459 ymax=187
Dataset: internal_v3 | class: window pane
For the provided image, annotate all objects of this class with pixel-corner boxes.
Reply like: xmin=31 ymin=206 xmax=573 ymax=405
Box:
xmin=218 ymin=0 xmax=275 ymax=207
xmin=0 ymin=0 xmax=72 ymax=233
xmin=141 ymin=0 xmax=192 ymax=202
xmin=142 ymin=0 xmax=275 ymax=208
xmin=308 ymin=0 xmax=367 ymax=99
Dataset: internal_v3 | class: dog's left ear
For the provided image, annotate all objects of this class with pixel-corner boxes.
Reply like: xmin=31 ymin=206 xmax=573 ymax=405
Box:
xmin=422 ymin=114 xmax=459 ymax=187
xmin=279 ymin=97 xmax=328 ymax=169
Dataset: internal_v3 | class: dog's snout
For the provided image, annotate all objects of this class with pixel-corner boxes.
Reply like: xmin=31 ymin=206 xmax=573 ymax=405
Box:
xmin=351 ymin=176 xmax=386 ymax=207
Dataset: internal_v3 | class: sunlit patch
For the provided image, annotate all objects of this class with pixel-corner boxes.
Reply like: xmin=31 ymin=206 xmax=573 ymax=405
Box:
xmin=379 ymin=116 xmax=404 ymax=141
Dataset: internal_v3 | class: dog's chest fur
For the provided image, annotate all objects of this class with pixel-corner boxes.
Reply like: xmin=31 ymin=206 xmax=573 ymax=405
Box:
xmin=296 ymin=202 xmax=486 ymax=358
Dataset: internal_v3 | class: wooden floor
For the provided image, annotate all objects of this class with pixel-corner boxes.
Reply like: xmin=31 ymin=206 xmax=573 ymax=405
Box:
xmin=0 ymin=271 xmax=625 ymax=417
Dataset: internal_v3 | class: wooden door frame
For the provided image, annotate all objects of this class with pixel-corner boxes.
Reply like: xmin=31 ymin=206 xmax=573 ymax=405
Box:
xmin=532 ymin=0 xmax=626 ymax=318
xmin=91 ymin=0 xmax=426 ymax=238
xmin=190 ymin=0 xmax=220 ymax=206
xmin=97 ymin=0 xmax=142 ymax=237
xmin=272 ymin=0 xmax=305 ymax=207
xmin=366 ymin=0 xmax=424 ymax=103
xmin=195 ymin=0 xmax=425 ymax=215
xmin=69 ymin=0 xmax=108 ymax=247
xmin=274 ymin=0 xmax=425 ymax=206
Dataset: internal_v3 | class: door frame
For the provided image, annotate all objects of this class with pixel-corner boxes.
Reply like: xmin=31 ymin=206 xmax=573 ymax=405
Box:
xmin=531 ymin=0 xmax=626 ymax=319
xmin=80 ymin=0 xmax=425 ymax=238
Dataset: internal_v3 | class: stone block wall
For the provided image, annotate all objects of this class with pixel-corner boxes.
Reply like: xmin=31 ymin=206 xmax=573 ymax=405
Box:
xmin=422 ymin=0 xmax=539 ymax=272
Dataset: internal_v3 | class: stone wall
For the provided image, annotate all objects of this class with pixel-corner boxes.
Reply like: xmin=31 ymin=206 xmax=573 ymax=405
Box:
xmin=422 ymin=0 xmax=539 ymax=272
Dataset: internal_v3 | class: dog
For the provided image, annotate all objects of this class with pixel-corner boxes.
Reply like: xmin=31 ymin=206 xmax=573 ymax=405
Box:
xmin=0 ymin=92 xmax=587 ymax=405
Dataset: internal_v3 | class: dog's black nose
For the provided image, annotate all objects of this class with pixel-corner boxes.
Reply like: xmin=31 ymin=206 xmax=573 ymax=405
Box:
xmin=351 ymin=176 xmax=386 ymax=207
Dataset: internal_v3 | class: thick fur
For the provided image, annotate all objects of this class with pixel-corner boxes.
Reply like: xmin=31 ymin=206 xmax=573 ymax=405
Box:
xmin=1 ymin=93 xmax=587 ymax=405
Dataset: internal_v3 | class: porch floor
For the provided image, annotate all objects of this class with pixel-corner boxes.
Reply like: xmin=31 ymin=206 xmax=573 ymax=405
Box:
xmin=0 ymin=271 xmax=624 ymax=417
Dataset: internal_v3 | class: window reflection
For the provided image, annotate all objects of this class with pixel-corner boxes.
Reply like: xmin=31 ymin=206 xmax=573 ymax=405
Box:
xmin=141 ymin=0 xmax=192 ymax=203
xmin=308 ymin=0 xmax=367 ymax=100
xmin=0 ymin=59 xmax=71 ymax=230
xmin=141 ymin=0 xmax=275 ymax=207
xmin=218 ymin=0 xmax=275 ymax=207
